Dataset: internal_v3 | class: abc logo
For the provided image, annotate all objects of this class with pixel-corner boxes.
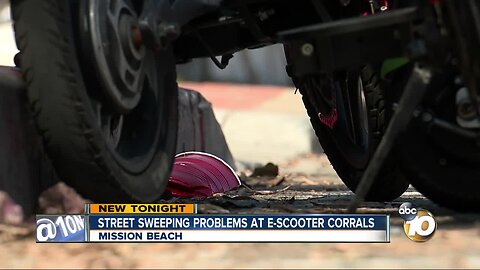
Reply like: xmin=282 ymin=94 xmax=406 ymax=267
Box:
xmin=399 ymin=203 xmax=436 ymax=242
xmin=398 ymin=202 xmax=417 ymax=221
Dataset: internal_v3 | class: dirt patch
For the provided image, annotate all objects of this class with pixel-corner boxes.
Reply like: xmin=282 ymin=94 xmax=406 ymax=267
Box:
xmin=0 ymin=154 xmax=479 ymax=268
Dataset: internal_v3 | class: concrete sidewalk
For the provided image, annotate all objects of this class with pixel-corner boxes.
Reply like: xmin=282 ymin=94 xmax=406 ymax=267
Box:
xmin=0 ymin=27 xmax=16 ymax=67
xmin=179 ymin=82 xmax=322 ymax=169
xmin=0 ymin=2 xmax=16 ymax=67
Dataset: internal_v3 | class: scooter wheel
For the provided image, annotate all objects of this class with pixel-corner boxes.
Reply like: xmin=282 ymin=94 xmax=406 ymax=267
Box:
xmin=11 ymin=0 xmax=178 ymax=202
xmin=299 ymin=66 xmax=409 ymax=201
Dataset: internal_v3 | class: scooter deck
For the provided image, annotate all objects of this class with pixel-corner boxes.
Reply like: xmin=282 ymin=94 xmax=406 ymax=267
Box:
xmin=278 ymin=7 xmax=418 ymax=74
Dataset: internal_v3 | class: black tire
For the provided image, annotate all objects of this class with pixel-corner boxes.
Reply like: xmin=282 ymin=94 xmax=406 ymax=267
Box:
xmin=299 ymin=66 xmax=409 ymax=201
xmin=11 ymin=0 xmax=178 ymax=202
xmin=399 ymin=126 xmax=480 ymax=212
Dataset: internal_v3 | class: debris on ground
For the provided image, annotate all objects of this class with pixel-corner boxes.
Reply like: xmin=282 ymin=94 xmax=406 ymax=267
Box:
xmin=250 ymin=162 xmax=279 ymax=177
xmin=38 ymin=182 xmax=90 ymax=215
xmin=0 ymin=191 xmax=23 ymax=225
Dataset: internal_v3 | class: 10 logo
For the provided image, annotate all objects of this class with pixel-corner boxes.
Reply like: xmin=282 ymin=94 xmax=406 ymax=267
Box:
xmin=399 ymin=202 xmax=437 ymax=242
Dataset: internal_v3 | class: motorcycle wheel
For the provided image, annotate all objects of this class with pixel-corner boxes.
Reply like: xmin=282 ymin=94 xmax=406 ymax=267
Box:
xmin=11 ymin=0 xmax=178 ymax=202
xmin=297 ymin=66 xmax=409 ymax=201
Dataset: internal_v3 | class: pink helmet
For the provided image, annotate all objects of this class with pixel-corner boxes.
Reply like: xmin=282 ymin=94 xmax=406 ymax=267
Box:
xmin=167 ymin=152 xmax=241 ymax=197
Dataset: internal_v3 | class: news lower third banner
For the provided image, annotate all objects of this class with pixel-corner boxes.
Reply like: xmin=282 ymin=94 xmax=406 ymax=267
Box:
xmin=36 ymin=204 xmax=390 ymax=243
